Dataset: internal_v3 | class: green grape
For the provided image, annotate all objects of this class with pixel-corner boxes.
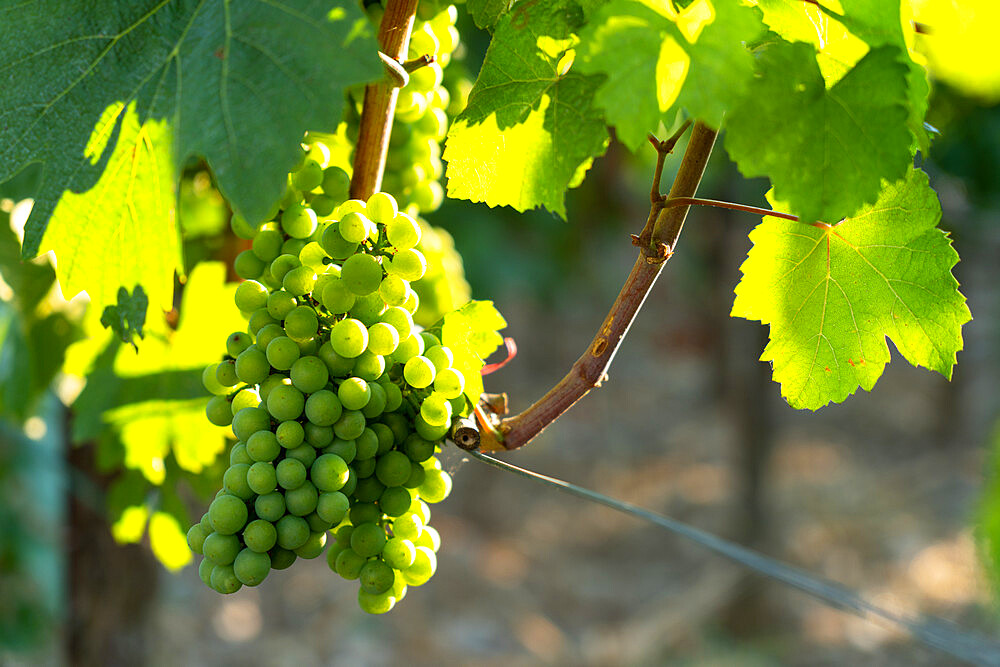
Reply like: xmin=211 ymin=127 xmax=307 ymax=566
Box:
xmin=254 ymin=324 xmax=285 ymax=352
xmin=334 ymin=409 xmax=366 ymax=441
xmin=247 ymin=308 xmax=278 ymax=335
xmin=371 ymin=422 xmax=396 ymax=455
xmin=409 ymin=23 xmax=439 ymax=58
xmin=338 ymin=377 xmax=371 ymax=410
xmin=322 ymin=277 xmax=357 ymax=314
xmin=404 ymin=462 xmax=426 ymax=489
xmin=198 ymin=557 xmax=214 ymax=586
xmin=351 ymin=292 xmax=387 ymax=326
xmin=231 ymin=215 xmax=259 ymax=240
xmin=402 ymin=287 xmax=420 ymax=315
xmin=290 ymin=355 xmax=329 ymax=394
xmin=391 ymin=512 xmax=422 ymax=541
xmin=419 ymin=393 xmax=452 ymax=427
xmin=376 ymin=450 xmax=412 ymax=487
xmin=304 ymin=389 xmax=343 ymax=426
xmin=362 ymin=383 xmax=387 ymax=419
xmin=414 ymin=413 xmax=449 ymax=440
xmin=247 ymin=461 xmax=278 ymax=494
xmin=350 ymin=522 xmax=387 ymax=558
xmin=310 ymin=194 xmax=337 ymax=217
xmin=243 ymin=519 xmax=278 ymax=553
xmin=387 ymin=249 xmax=427 ymax=282
xmin=382 ymin=381 xmax=404 ymax=413
xmin=354 ymin=475 xmax=386 ymax=503
xmin=386 ymin=212 xmax=421 ymax=249
xmin=355 ymin=428 xmax=380 ymax=460
xmin=341 ymin=253 xmax=384 ymax=296
xmin=419 ymin=467 xmax=452 ymax=503
xmin=306 ymin=511 xmax=334 ymax=533
xmin=286 ymin=443 xmax=317 ymax=467
xmin=267 ymin=383 xmax=305 ymax=421
xmin=253 ymin=228 xmax=284 ymax=262
xmin=203 ymin=364 xmax=228 ymax=395
xmin=296 ymin=336 xmax=319 ymax=356
xmin=235 ymin=250 xmax=266 ymax=280
xmin=354 ymin=457 xmax=377 ymax=479
xmin=204 ymin=532 xmax=241 ymax=565
xmin=280 ymin=203 xmax=318 ymax=239
xmin=316 ymin=491 xmax=350 ymax=524
xmin=298 ymin=241 xmax=329 ymax=270
xmin=416 ymin=106 xmax=448 ymax=140
xmin=283 ymin=265 xmax=317 ymax=296
xmin=322 ymin=166 xmax=351 ymax=201
xmin=433 ymin=367 xmax=465 ymax=399
xmin=276 ymin=420 xmax=305 ymax=448
xmin=234 ymin=548 xmax=271 ymax=586
xmin=226 ymin=331 xmax=253 ymax=358
xmin=247 ymin=429 xmax=280 ymax=462
xmin=320 ymin=223 xmax=359 ymax=259
xmin=283 ymin=306 xmax=319 ymax=342
xmin=280 ymin=237 xmax=307 ymax=257
xmin=402 ymin=546 xmax=437 ymax=586
xmin=360 ymin=559 xmax=395 ymax=595
xmin=292 ymin=160 xmax=324 ymax=192
xmin=349 ymin=502 xmax=382 ymax=525
xmin=186 ymin=523 xmax=209 ymax=554
xmin=409 ymin=497 xmax=431 ymax=525
xmin=415 ymin=525 xmax=441 ymax=553
xmin=379 ymin=486 xmax=412 ymax=517
xmin=209 ymin=494 xmax=249 ymax=535
xmin=366 ymin=192 xmax=398 ymax=224
xmin=412 ymin=180 xmax=444 ymax=212
xmin=266 ymin=290 xmax=295 ymax=321
xmin=304 ymin=422 xmax=335 ymax=448
xmin=270 ymin=254 xmax=302 ymax=283
xmin=258 ymin=372 xmax=287 ymax=403
xmin=364 ymin=324 xmax=398 ymax=358
xmin=382 ymin=537 xmax=416 ymax=569
xmin=269 ymin=547 xmax=297 ymax=570
xmin=255 ymin=492 xmax=286 ymax=523
xmin=210 ymin=564 xmax=243 ymax=594
xmin=228 ymin=387 xmax=257 ymax=414
xmin=275 ymin=514 xmax=311 ymax=550
xmin=276 ymin=457 xmax=307 ymax=490
xmin=234 ymin=280 xmax=269 ymax=312
xmin=206 ymin=395 xmax=234 ymax=426
xmin=285 ymin=480 xmax=319 ymax=516
xmin=325 ymin=437 xmax=357 ymax=463
xmin=330 ymin=318 xmax=368 ymax=358
xmin=335 ymin=548 xmax=366 ymax=580
xmin=229 ymin=442 xmax=252 ymax=466
xmin=378 ymin=274 xmax=409 ymax=308
xmin=294 ymin=531 xmax=328 ymax=559
xmin=403 ymin=356 xmax=435 ymax=388
xmin=424 ymin=345 xmax=453 ymax=372
xmin=338 ymin=211 xmax=370 ymax=244
xmin=223 ymin=463 xmax=254 ymax=500
xmin=419 ymin=331 xmax=441 ymax=349
xmin=358 ymin=588 xmax=396 ymax=614
xmin=266 ymin=336 xmax=300 ymax=371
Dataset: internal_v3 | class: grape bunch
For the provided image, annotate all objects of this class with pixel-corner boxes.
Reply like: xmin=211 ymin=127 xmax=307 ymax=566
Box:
xmin=189 ymin=186 xmax=468 ymax=614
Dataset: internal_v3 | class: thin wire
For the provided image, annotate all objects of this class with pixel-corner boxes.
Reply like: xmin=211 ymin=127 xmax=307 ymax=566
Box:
xmin=465 ymin=448 xmax=1000 ymax=666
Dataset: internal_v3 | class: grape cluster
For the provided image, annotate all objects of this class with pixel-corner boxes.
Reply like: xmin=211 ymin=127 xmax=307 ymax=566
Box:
xmin=190 ymin=187 xmax=466 ymax=614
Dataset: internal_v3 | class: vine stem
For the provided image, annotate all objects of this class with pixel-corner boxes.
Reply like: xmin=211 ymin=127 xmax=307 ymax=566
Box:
xmin=662 ymin=196 xmax=830 ymax=228
xmin=497 ymin=122 xmax=718 ymax=450
xmin=350 ymin=0 xmax=419 ymax=201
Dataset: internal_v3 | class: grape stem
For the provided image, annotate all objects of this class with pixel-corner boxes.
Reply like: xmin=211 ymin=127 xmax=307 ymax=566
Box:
xmin=661 ymin=197 xmax=830 ymax=228
xmin=351 ymin=0 xmax=420 ymax=201
xmin=494 ymin=122 xmax=719 ymax=450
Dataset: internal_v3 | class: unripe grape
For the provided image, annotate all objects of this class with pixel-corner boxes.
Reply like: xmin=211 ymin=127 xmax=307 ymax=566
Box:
xmin=292 ymin=159 xmax=324 ymax=193
xmin=281 ymin=203 xmax=318 ymax=239
xmin=366 ymin=192 xmax=398 ymax=224
xmin=341 ymin=253 xmax=383 ymax=296
xmin=403 ymin=356 xmax=435 ymax=388
xmin=206 ymin=395 xmax=234 ymax=426
xmin=210 ymin=564 xmax=243 ymax=594
xmin=234 ymin=280 xmax=268 ymax=312
xmin=330 ymin=318 xmax=368 ymax=358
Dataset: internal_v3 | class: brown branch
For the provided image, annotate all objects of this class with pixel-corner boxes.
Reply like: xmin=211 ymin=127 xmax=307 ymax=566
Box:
xmin=663 ymin=197 xmax=833 ymax=229
xmin=350 ymin=0 xmax=419 ymax=201
xmin=497 ymin=122 xmax=719 ymax=450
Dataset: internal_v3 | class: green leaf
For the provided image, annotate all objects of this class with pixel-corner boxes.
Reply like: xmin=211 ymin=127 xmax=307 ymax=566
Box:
xmin=443 ymin=0 xmax=609 ymax=217
xmin=101 ymin=285 xmax=149 ymax=351
xmin=441 ymin=300 xmax=507 ymax=405
xmin=148 ymin=510 xmax=192 ymax=571
xmin=725 ymin=41 xmax=912 ymax=224
xmin=467 ymin=0 xmax=519 ymax=29
xmin=0 ymin=211 xmax=55 ymax=315
xmin=732 ymin=167 xmax=970 ymax=410
xmin=1 ymin=0 xmax=380 ymax=301
xmin=575 ymin=0 xmax=764 ymax=150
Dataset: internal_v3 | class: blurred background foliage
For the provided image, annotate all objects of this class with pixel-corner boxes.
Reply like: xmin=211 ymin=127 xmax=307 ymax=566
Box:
xmin=1 ymin=1 xmax=1000 ymax=664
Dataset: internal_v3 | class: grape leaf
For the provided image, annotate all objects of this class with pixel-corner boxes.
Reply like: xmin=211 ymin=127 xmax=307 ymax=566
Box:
xmin=910 ymin=1 xmax=1000 ymax=103
xmin=732 ymin=167 xmax=970 ymax=410
xmin=443 ymin=0 xmax=609 ymax=217
xmin=101 ymin=285 xmax=149 ymax=351
xmin=466 ymin=0 xmax=520 ymax=29
xmin=441 ymin=300 xmax=507 ymax=405
xmin=0 ymin=0 xmax=380 ymax=307
xmin=575 ymin=0 xmax=764 ymax=150
xmin=725 ymin=41 xmax=911 ymax=224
